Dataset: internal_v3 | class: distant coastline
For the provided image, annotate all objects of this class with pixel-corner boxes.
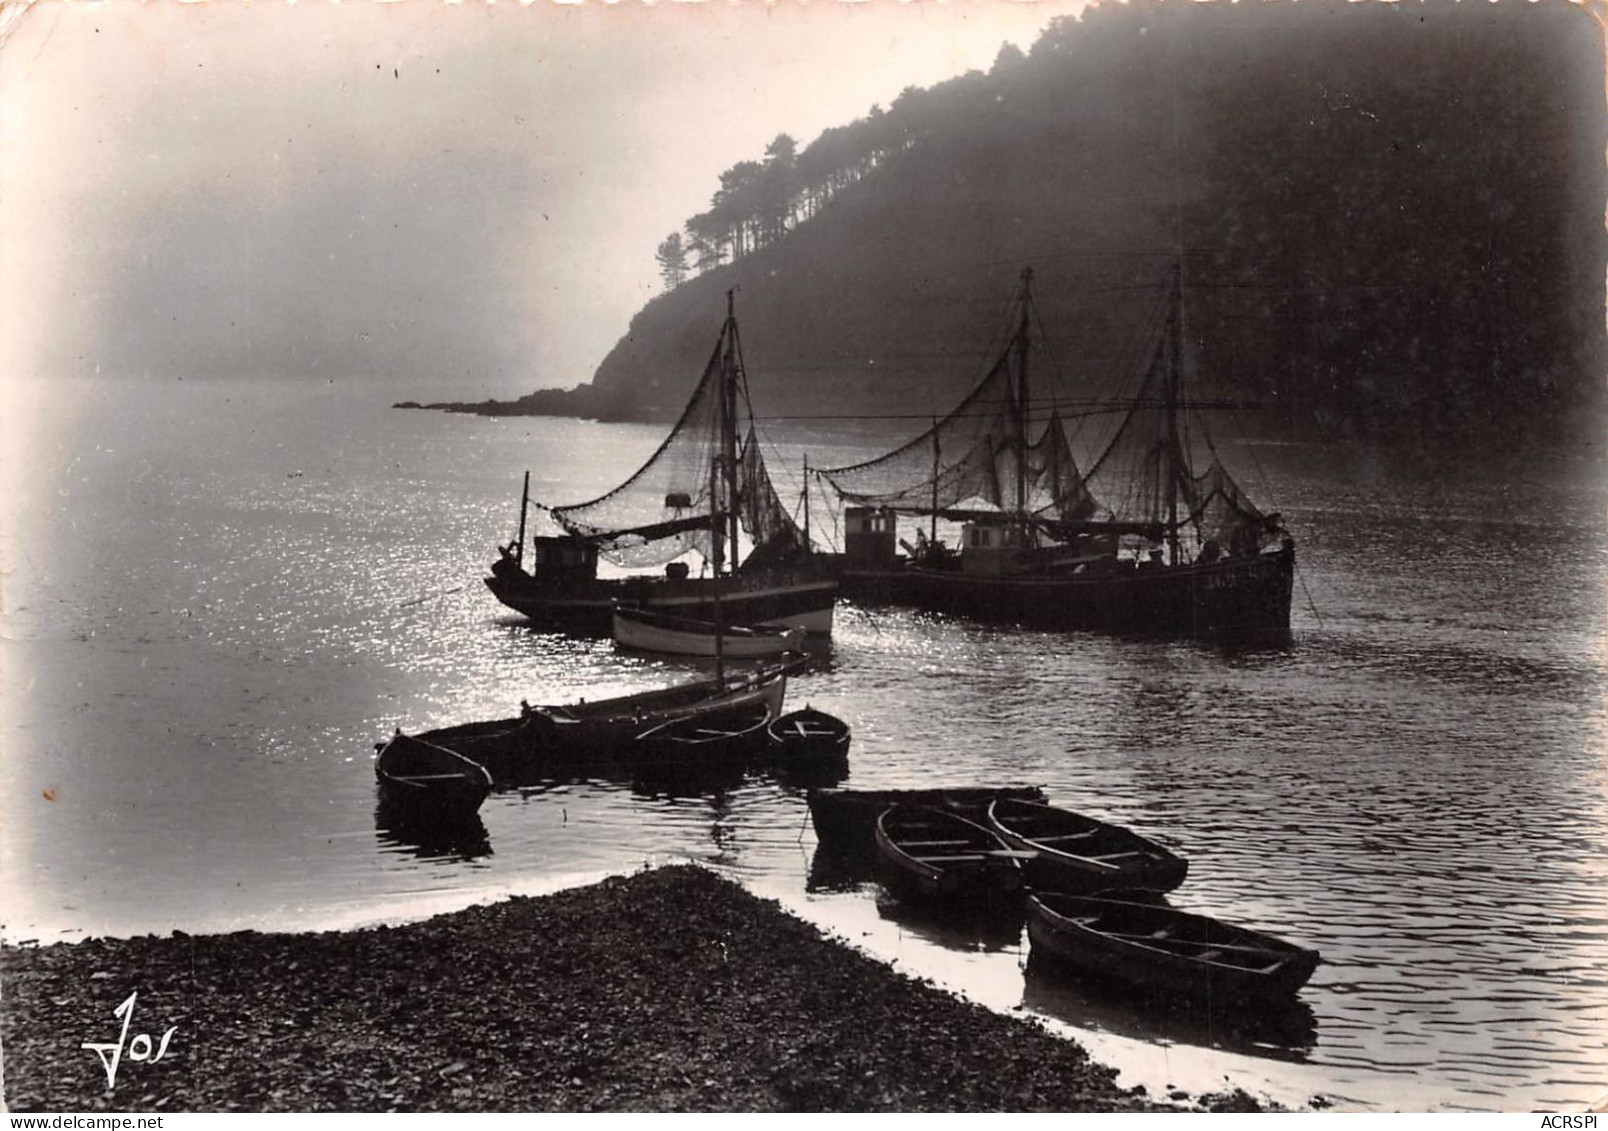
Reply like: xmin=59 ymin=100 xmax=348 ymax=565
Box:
xmin=393 ymin=386 xmax=664 ymax=424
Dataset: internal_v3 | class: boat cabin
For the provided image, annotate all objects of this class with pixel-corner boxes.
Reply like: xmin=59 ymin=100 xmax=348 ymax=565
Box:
xmin=531 ymin=535 xmax=599 ymax=581
xmin=959 ymin=518 xmax=1032 ymax=577
xmin=844 ymin=507 xmax=898 ymax=565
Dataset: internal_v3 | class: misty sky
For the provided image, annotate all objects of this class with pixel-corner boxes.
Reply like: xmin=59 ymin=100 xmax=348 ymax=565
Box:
xmin=0 ymin=0 xmax=1079 ymax=400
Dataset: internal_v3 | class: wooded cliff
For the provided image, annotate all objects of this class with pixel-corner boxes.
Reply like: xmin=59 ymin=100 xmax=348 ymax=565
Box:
xmin=484 ymin=0 xmax=1608 ymax=457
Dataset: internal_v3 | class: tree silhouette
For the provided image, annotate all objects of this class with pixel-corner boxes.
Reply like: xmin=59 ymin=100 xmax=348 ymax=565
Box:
xmin=654 ymin=232 xmax=688 ymax=291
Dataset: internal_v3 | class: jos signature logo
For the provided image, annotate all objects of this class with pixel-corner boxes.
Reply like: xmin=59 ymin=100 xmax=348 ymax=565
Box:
xmin=81 ymin=991 xmax=178 ymax=1090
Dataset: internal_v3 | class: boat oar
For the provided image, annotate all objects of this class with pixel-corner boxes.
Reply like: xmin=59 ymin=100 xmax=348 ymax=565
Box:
xmin=1096 ymin=930 xmax=1292 ymax=959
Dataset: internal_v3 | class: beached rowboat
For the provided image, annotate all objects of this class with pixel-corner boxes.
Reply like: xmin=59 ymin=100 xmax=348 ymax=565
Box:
xmin=807 ymin=785 xmax=1046 ymax=859
xmin=1025 ymin=892 xmax=1321 ymax=1001
xmin=986 ymin=796 xmax=1187 ymax=893
xmin=874 ymin=805 xmax=1030 ymax=906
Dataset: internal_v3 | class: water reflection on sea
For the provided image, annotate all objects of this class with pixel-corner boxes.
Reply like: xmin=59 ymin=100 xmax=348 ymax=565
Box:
xmin=3 ymin=378 xmax=1606 ymax=1112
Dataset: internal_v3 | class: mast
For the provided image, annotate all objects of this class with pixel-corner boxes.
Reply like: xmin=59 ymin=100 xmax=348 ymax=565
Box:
xmin=1166 ymin=262 xmax=1183 ymax=566
xmin=710 ymin=443 xmax=726 ymax=685
xmin=802 ymin=453 xmax=811 ymax=557
xmin=930 ymin=418 xmax=940 ymax=545
xmin=722 ymin=288 xmax=742 ymax=574
xmin=1014 ymin=267 xmax=1033 ymax=521
xmin=515 ymin=469 xmax=530 ymax=568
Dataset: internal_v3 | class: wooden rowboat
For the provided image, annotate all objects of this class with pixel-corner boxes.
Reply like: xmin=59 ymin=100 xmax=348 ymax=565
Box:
xmin=531 ymin=666 xmax=788 ymax=759
xmin=613 ymin=604 xmax=805 ymax=658
xmin=634 ymin=702 xmax=775 ymax=768
xmin=1026 ymin=892 xmax=1320 ymax=1001
xmin=986 ymin=797 xmax=1187 ymax=894
xmin=766 ymin=706 xmax=851 ymax=788
xmin=767 ymin=706 xmax=850 ymax=759
xmin=374 ymin=733 xmax=494 ymax=828
xmin=807 ymin=785 xmax=1046 ymax=859
xmin=874 ymin=804 xmax=1029 ymax=906
xmin=378 ymin=663 xmax=792 ymax=785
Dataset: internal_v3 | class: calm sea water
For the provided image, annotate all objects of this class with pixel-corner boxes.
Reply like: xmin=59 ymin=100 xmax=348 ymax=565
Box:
xmin=3 ymin=376 xmax=1606 ymax=1112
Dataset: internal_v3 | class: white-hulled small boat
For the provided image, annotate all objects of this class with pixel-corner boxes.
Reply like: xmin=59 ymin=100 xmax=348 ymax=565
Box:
xmin=613 ymin=603 xmax=804 ymax=658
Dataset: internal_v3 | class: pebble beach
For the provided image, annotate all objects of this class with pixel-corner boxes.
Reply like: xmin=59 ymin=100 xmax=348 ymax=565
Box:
xmin=0 ymin=866 xmax=1267 ymax=1113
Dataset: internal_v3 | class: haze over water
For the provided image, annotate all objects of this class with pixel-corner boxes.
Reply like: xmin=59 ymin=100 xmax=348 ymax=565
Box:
xmin=3 ymin=376 xmax=1606 ymax=1112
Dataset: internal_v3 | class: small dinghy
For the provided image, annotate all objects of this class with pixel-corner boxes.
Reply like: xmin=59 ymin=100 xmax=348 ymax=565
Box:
xmin=766 ymin=707 xmax=851 ymax=786
xmin=874 ymin=804 xmax=1030 ymax=907
xmin=374 ymin=733 xmax=494 ymax=828
xmin=633 ymin=702 xmax=774 ymax=768
xmin=986 ymin=796 xmax=1187 ymax=894
xmin=1026 ymin=892 xmax=1320 ymax=1001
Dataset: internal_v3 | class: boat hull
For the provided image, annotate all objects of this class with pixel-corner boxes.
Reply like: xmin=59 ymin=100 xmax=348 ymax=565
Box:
xmin=612 ymin=606 xmax=805 ymax=658
xmin=808 ymin=785 xmax=1047 ymax=861
xmin=766 ymin=707 xmax=852 ymax=788
xmin=633 ymin=703 xmax=775 ymax=769
xmin=388 ymin=668 xmax=789 ymax=785
xmin=838 ymin=544 xmax=1293 ymax=639
xmin=487 ymin=565 xmax=838 ymax=638
xmin=987 ymin=797 xmax=1188 ymax=894
xmin=374 ymin=734 xmax=494 ymax=828
xmin=874 ymin=805 xmax=1026 ymax=910
xmin=1026 ymin=893 xmax=1320 ymax=1002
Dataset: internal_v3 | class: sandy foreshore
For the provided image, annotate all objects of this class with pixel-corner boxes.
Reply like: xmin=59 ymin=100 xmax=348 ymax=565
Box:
xmin=1 ymin=866 xmax=1266 ymax=1112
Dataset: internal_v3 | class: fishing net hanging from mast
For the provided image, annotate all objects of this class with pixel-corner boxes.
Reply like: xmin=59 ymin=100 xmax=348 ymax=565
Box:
xmin=548 ymin=335 xmax=810 ymax=570
xmin=819 ymin=349 xmax=1100 ymax=521
xmin=549 ymin=341 xmax=726 ymax=568
xmin=1078 ymin=309 xmax=1275 ymax=549
xmin=736 ymin=425 xmax=810 ymax=569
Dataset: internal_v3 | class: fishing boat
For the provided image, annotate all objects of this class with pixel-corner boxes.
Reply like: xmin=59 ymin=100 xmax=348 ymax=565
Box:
xmin=379 ymin=663 xmax=791 ymax=784
xmin=612 ymin=603 xmax=804 ymax=658
xmin=874 ymin=804 xmax=1030 ymax=907
xmin=985 ymin=796 xmax=1187 ymax=894
xmin=487 ymin=290 xmax=838 ymax=637
xmin=1025 ymin=892 xmax=1321 ymax=1001
xmin=818 ymin=266 xmax=1294 ymax=639
xmin=374 ymin=733 xmax=494 ymax=828
xmin=808 ymin=785 xmax=1047 ymax=859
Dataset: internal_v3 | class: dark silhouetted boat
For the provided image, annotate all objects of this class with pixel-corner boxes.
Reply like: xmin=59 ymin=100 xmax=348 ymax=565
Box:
xmin=807 ymin=785 xmax=1046 ymax=860
xmin=767 ymin=706 xmax=850 ymax=763
xmin=634 ymin=702 xmax=775 ymax=768
xmin=1021 ymin=950 xmax=1318 ymax=1063
xmin=374 ymin=733 xmax=493 ymax=828
xmin=874 ymin=804 xmax=1029 ymax=907
xmin=487 ymin=290 xmax=837 ymax=637
xmin=1026 ymin=892 xmax=1320 ymax=1001
xmin=819 ymin=266 xmax=1294 ymax=639
xmin=380 ymin=663 xmax=791 ymax=783
xmin=985 ymin=796 xmax=1187 ymax=894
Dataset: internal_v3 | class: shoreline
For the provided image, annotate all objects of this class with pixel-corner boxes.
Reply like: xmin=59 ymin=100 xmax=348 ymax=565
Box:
xmin=1 ymin=865 xmax=1268 ymax=1113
